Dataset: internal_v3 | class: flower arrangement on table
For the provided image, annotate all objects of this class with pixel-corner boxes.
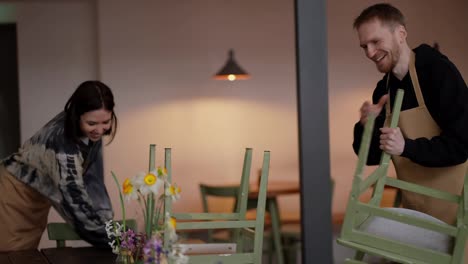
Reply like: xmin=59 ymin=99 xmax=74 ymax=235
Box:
xmin=106 ymin=166 xmax=187 ymax=264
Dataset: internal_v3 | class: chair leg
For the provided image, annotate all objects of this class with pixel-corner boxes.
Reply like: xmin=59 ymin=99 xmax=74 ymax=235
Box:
xmin=267 ymin=237 xmax=274 ymax=264
xmin=284 ymin=241 xmax=298 ymax=264
xmin=354 ymin=250 xmax=365 ymax=260
xmin=233 ymin=228 xmax=245 ymax=253
xmin=207 ymin=229 xmax=214 ymax=243
xmin=268 ymin=198 xmax=285 ymax=264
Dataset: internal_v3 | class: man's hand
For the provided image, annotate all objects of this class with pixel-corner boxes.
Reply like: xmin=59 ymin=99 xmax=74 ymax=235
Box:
xmin=379 ymin=127 xmax=405 ymax=155
xmin=359 ymin=95 xmax=388 ymax=125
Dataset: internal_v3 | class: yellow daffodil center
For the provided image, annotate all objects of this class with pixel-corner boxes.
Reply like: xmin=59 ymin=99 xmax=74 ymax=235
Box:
xmin=144 ymin=173 xmax=157 ymax=186
xmin=169 ymin=185 xmax=181 ymax=195
xmin=122 ymin=178 xmax=133 ymax=194
xmin=169 ymin=217 xmax=177 ymax=229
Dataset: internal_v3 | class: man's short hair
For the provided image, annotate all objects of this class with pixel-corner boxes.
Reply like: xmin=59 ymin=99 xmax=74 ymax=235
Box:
xmin=353 ymin=3 xmax=406 ymax=30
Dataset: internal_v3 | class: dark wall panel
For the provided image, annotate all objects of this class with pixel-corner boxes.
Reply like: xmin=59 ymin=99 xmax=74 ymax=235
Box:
xmin=295 ymin=0 xmax=333 ymax=263
xmin=0 ymin=23 xmax=20 ymax=159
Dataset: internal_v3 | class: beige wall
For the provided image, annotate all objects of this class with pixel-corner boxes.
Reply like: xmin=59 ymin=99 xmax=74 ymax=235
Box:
xmin=97 ymin=0 xmax=300 ymax=235
xmin=2 ymin=0 xmax=466 ymax=249
xmin=5 ymin=0 xmax=99 ymax=248
xmin=15 ymin=0 xmax=98 ymax=141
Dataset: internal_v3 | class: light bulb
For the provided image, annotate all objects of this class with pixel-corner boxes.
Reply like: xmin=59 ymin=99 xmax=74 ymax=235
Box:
xmin=227 ymin=74 xmax=236 ymax=81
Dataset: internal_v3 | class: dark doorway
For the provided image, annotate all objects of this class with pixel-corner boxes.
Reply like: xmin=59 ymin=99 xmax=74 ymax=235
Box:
xmin=0 ymin=23 xmax=20 ymax=159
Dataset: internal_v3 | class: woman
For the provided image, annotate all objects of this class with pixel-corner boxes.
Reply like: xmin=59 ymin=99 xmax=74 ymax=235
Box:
xmin=0 ymin=81 xmax=117 ymax=251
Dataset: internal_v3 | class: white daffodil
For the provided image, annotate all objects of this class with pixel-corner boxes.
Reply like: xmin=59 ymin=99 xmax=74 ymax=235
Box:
xmin=122 ymin=177 xmax=138 ymax=201
xmin=132 ymin=171 xmax=146 ymax=189
xmin=165 ymin=212 xmax=178 ymax=242
xmin=165 ymin=183 xmax=181 ymax=201
xmin=135 ymin=171 xmax=164 ymax=195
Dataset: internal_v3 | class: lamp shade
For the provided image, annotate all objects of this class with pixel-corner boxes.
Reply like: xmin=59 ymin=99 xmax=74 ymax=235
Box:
xmin=213 ymin=49 xmax=250 ymax=81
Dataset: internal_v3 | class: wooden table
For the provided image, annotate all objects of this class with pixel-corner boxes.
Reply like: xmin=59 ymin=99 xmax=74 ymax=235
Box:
xmin=41 ymin=247 xmax=115 ymax=264
xmin=0 ymin=250 xmax=48 ymax=264
xmin=248 ymin=181 xmax=300 ymax=198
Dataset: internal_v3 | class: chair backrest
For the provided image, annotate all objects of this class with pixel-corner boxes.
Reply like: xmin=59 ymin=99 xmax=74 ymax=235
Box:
xmin=199 ymin=184 xmax=240 ymax=213
xmin=337 ymin=89 xmax=468 ymax=264
xmin=158 ymin=147 xmax=270 ymax=264
xmin=47 ymin=219 xmax=137 ymax=248
xmin=199 ymin=184 xmax=241 ymax=243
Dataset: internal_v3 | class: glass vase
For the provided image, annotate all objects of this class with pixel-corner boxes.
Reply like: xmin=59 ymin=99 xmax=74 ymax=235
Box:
xmin=115 ymin=249 xmax=134 ymax=264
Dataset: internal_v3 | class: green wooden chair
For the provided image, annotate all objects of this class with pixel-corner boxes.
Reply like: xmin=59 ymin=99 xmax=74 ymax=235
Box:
xmin=161 ymin=147 xmax=270 ymax=264
xmin=199 ymin=183 xmax=302 ymax=263
xmin=337 ymin=89 xmax=468 ymax=263
xmin=47 ymin=219 xmax=137 ymax=248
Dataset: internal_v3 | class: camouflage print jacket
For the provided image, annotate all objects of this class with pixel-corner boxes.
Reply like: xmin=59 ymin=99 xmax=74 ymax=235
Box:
xmin=2 ymin=112 xmax=113 ymax=247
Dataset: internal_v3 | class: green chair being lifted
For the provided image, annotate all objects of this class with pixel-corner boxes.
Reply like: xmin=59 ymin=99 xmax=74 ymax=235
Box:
xmin=337 ymin=89 xmax=468 ymax=264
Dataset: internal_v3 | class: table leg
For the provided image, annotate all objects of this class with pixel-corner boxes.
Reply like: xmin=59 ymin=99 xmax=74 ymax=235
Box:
xmin=268 ymin=197 xmax=284 ymax=264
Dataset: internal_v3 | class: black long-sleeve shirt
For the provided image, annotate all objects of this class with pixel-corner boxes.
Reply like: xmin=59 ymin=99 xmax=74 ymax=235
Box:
xmin=353 ymin=44 xmax=468 ymax=167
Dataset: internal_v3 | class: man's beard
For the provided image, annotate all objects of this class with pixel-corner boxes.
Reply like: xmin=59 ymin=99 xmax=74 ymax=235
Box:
xmin=377 ymin=44 xmax=400 ymax=73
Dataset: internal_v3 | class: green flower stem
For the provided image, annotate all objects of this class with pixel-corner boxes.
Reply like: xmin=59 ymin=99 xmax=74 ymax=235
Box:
xmin=138 ymin=193 xmax=147 ymax=228
xmin=146 ymin=193 xmax=155 ymax=238
xmin=111 ymin=171 xmax=126 ymax=230
xmin=155 ymin=195 xmax=165 ymax=228
xmin=112 ymin=221 xmax=121 ymax=248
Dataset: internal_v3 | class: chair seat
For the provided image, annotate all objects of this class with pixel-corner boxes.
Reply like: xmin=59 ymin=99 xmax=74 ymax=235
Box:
xmin=181 ymin=242 xmax=237 ymax=255
xmin=357 ymin=207 xmax=452 ymax=253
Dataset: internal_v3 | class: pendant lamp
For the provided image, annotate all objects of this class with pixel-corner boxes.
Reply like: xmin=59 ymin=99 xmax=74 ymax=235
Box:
xmin=213 ymin=49 xmax=250 ymax=81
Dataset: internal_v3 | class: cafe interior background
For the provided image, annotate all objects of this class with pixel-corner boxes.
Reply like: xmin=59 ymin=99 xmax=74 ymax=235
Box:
xmin=0 ymin=0 xmax=466 ymax=251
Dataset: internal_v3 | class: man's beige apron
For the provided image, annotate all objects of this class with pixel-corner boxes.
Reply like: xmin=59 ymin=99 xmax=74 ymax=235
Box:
xmin=385 ymin=51 xmax=468 ymax=260
xmin=0 ymin=164 xmax=51 ymax=251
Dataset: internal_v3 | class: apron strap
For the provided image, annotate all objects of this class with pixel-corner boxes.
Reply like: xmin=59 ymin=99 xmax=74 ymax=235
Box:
xmin=409 ymin=51 xmax=426 ymax=106
xmin=385 ymin=51 xmax=425 ymax=116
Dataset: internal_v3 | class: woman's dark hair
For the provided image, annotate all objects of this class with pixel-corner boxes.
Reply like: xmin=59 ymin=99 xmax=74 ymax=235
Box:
xmin=353 ymin=3 xmax=406 ymax=30
xmin=64 ymin=80 xmax=118 ymax=144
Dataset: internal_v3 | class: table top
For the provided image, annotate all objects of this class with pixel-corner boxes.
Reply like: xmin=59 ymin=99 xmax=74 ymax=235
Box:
xmin=249 ymin=181 xmax=300 ymax=198
xmin=41 ymin=247 xmax=115 ymax=264
xmin=0 ymin=249 xmax=48 ymax=264
xmin=205 ymin=181 xmax=300 ymax=198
